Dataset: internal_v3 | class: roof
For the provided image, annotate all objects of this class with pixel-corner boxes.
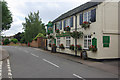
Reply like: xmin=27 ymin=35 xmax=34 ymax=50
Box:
xmin=53 ymin=1 xmax=102 ymax=23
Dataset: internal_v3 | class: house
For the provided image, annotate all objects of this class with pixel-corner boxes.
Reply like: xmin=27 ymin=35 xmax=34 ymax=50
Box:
xmin=47 ymin=0 xmax=120 ymax=59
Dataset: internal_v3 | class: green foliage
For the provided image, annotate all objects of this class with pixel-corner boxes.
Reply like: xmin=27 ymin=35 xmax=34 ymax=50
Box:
xmin=70 ymin=31 xmax=83 ymax=39
xmin=3 ymin=39 xmax=10 ymax=45
xmin=33 ymin=33 xmax=45 ymax=40
xmin=11 ymin=38 xmax=18 ymax=44
xmin=22 ymin=11 xmax=46 ymax=42
xmin=0 ymin=0 xmax=12 ymax=31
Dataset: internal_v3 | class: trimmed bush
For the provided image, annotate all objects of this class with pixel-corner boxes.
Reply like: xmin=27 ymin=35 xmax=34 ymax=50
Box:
xmin=3 ymin=39 xmax=10 ymax=45
xmin=11 ymin=38 xmax=18 ymax=44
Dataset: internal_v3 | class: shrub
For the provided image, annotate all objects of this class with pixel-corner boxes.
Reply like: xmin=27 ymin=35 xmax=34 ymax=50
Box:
xmin=59 ymin=44 xmax=65 ymax=49
xmin=55 ymin=29 xmax=60 ymax=33
xmin=70 ymin=31 xmax=83 ymax=39
xmin=49 ymin=44 xmax=51 ymax=47
xmin=64 ymin=26 xmax=70 ymax=31
xmin=69 ymin=44 xmax=74 ymax=50
xmin=76 ymin=45 xmax=82 ymax=51
xmin=3 ymin=39 xmax=10 ymax=45
xmin=89 ymin=45 xmax=97 ymax=52
xmin=11 ymin=38 xmax=18 ymax=44
xmin=81 ymin=21 xmax=90 ymax=29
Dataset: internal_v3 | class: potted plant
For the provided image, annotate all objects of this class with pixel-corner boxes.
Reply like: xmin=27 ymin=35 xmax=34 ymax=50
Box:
xmin=48 ymin=35 xmax=54 ymax=39
xmin=76 ymin=45 xmax=82 ymax=51
xmin=70 ymin=31 xmax=83 ymax=39
xmin=69 ymin=44 xmax=74 ymax=50
xmin=81 ymin=21 xmax=90 ymax=29
xmin=55 ymin=29 xmax=60 ymax=33
xmin=59 ymin=44 xmax=65 ymax=49
xmin=51 ymin=44 xmax=57 ymax=53
xmin=64 ymin=26 xmax=70 ymax=31
xmin=89 ymin=45 xmax=97 ymax=52
xmin=49 ymin=43 xmax=51 ymax=47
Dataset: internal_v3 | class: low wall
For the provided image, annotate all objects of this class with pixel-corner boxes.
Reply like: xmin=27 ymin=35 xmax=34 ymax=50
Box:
xmin=30 ymin=40 xmax=38 ymax=48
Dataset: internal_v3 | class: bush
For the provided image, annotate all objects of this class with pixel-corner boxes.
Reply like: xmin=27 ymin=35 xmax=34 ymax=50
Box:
xmin=59 ymin=44 xmax=65 ymax=49
xmin=3 ymin=39 xmax=10 ymax=45
xmin=11 ymin=38 xmax=18 ymax=44
xmin=69 ymin=44 xmax=74 ymax=50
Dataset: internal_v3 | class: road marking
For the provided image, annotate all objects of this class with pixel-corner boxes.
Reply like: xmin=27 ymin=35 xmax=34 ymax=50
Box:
xmin=7 ymin=59 xmax=13 ymax=79
xmin=43 ymin=59 xmax=60 ymax=68
xmin=0 ymin=61 xmax=2 ymax=80
xmin=73 ymin=74 xmax=85 ymax=80
xmin=31 ymin=53 xmax=39 ymax=57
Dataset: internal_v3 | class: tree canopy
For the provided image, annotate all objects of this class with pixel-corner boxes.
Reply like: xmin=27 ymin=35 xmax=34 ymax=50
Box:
xmin=22 ymin=11 xmax=46 ymax=42
xmin=0 ymin=0 xmax=13 ymax=31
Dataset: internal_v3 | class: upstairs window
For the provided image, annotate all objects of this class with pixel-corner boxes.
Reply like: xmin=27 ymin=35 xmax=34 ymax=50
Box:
xmin=66 ymin=18 xmax=70 ymax=27
xmin=64 ymin=20 xmax=66 ymax=28
xmin=83 ymin=11 xmax=91 ymax=22
xmin=56 ymin=21 xmax=62 ymax=30
xmin=70 ymin=17 xmax=73 ymax=27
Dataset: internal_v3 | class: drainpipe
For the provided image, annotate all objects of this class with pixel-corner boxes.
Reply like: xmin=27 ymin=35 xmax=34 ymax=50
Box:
xmin=75 ymin=15 xmax=77 ymax=56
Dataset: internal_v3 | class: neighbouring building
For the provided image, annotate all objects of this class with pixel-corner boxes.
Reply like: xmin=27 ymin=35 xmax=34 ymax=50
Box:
xmin=47 ymin=0 xmax=120 ymax=59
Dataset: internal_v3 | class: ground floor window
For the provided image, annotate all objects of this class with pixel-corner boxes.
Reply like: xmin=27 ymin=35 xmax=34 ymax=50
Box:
xmin=66 ymin=36 xmax=71 ymax=48
xmin=57 ymin=37 xmax=60 ymax=47
xmin=84 ymin=35 xmax=91 ymax=49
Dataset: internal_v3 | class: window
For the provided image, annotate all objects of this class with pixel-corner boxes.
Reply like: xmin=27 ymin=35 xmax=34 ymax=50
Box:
xmin=84 ymin=35 xmax=91 ymax=49
xmin=83 ymin=11 xmax=91 ymax=22
xmin=66 ymin=18 xmax=70 ymax=27
xmin=64 ymin=20 xmax=66 ymax=28
xmin=79 ymin=13 xmax=83 ymax=25
xmin=57 ymin=37 xmax=60 ymax=47
xmin=66 ymin=37 xmax=71 ymax=47
xmin=56 ymin=21 xmax=62 ymax=30
xmin=70 ymin=17 xmax=73 ymax=27
xmin=84 ymin=12 xmax=88 ymax=22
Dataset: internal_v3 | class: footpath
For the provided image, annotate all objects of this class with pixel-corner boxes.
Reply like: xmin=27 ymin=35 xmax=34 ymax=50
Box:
xmin=0 ymin=48 xmax=9 ymax=61
xmin=37 ymin=48 xmax=120 ymax=77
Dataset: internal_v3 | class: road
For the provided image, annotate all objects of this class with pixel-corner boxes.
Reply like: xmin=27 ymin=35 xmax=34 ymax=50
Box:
xmin=0 ymin=46 xmax=118 ymax=79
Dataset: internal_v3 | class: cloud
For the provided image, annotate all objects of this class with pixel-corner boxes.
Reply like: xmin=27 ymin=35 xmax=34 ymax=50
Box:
xmin=3 ymin=0 xmax=90 ymax=36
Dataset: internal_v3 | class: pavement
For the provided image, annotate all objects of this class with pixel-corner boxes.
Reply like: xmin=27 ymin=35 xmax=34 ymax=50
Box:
xmin=0 ymin=47 xmax=9 ymax=61
xmin=36 ymin=48 xmax=120 ymax=76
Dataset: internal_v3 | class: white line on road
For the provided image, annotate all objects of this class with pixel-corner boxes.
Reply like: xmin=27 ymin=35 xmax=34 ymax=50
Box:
xmin=73 ymin=74 xmax=85 ymax=80
xmin=43 ymin=59 xmax=60 ymax=68
xmin=7 ymin=59 xmax=13 ymax=79
xmin=0 ymin=61 xmax=3 ymax=80
xmin=31 ymin=53 xmax=39 ymax=57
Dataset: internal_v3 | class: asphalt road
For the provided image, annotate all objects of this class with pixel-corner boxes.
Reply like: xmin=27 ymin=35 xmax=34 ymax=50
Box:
xmin=1 ymin=46 xmax=119 ymax=79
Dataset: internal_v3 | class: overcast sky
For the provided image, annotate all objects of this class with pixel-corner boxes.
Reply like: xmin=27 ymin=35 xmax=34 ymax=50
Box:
xmin=2 ymin=0 xmax=91 ymax=36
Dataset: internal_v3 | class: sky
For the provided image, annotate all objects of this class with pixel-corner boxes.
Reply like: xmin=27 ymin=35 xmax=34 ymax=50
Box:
xmin=2 ymin=0 xmax=92 ymax=36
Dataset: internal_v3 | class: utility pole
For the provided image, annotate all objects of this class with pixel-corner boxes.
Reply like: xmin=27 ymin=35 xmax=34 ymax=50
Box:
xmin=75 ymin=15 xmax=77 ymax=56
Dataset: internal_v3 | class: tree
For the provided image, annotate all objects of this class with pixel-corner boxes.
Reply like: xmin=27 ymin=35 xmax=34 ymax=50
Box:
xmin=3 ymin=38 xmax=10 ymax=45
xmin=22 ymin=11 xmax=46 ymax=42
xmin=14 ymin=32 xmax=22 ymax=41
xmin=0 ymin=0 xmax=13 ymax=31
xmin=11 ymin=38 xmax=18 ymax=44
